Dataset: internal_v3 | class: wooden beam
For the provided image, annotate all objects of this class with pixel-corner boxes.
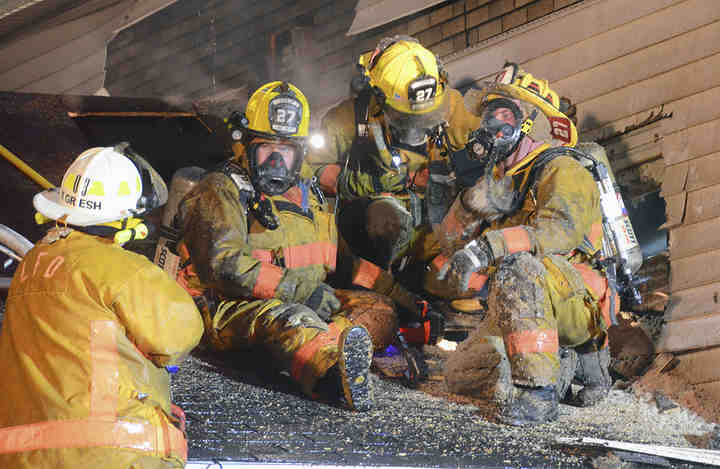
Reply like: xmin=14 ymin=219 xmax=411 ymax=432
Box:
xmin=667 ymin=282 xmax=720 ymax=322
xmin=661 ymin=191 xmax=686 ymax=230
xmin=669 ymin=216 xmax=720 ymax=261
xmin=657 ymin=312 xmax=720 ymax=352
xmin=685 ymin=184 xmax=720 ymax=225
xmin=552 ymin=18 xmax=720 ymax=105
xmin=663 ymin=117 xmax=720 ymax=166
xmin=112 ymin=0 xmax=181 ymax=35
xmin=577 ymin=52 xmax=720 ymax=133
xmin=674 ymin=346 xmax=720 ymax=384
xmin=661 ymin=163 xmax=688 ymax=197
xmin=445 ymin=0 xmax=681 ymax=87
xmin=671 ymin=248 xmax=720 ymax=292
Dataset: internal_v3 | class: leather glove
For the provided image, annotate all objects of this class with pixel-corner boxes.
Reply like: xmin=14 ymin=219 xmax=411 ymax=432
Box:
xmin=437 ymin=238 xmax=494 ymax=291
xmin=304 ymin=282 xmax=341 ymax=321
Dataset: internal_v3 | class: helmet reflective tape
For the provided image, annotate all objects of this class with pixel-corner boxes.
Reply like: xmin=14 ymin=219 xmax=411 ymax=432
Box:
xmin=34 ymin=147 xmax=145 ymax=226
xmin=268 ymin=95 xmax=303 ymax=135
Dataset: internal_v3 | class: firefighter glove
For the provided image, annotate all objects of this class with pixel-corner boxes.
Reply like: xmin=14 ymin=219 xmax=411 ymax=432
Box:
xmin=437 ymin=238 xmax=493 ymax=291
xmin=304 ymin=282 xmax=341 ymax=321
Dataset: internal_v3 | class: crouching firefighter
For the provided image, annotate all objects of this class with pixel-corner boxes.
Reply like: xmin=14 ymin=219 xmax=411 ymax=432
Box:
xmin=306 ymin=35 xmax=482 ymax=346
xmin=0 ymin=145 xmax=203 ymax=468
xmin=438 ymin=64 xmax=621 ymax=426
xmin=174 ymin=81 xmax=398 ymax=411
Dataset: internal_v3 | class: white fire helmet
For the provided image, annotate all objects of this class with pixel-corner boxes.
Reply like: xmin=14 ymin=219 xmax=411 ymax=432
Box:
xmin=34 ymin=147 xmax=145 ymax=226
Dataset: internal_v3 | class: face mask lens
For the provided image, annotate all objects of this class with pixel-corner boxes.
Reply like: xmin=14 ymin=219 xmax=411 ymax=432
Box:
xmin=255 ymin=143 xmax=296 ymax=169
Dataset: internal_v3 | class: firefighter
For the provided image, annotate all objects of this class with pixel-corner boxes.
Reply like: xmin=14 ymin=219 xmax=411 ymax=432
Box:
xmin=438 ymin=64 xmax=614 ymax=425
xmin=0 ymin=145 xmax=203 ymax=468
xmin=175 ymin=81 xmax=397 ymax=411
xmin=307 ymin=35 xmax=482 ymax=329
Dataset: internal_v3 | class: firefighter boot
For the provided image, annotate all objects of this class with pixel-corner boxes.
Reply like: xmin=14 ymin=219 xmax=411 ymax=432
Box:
xmin=499 ymin=385 xmax=559 ymax=426
xmin=338 ymin=325 xmax=374 ymax=411
xmin=574 ymin=342 xmax=611 ymax=407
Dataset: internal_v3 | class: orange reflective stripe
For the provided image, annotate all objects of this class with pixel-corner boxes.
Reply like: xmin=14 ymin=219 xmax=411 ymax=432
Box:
xmin=252 ymin=262 xmax=284 ymax=298
xmin=0 ymin=320 xmax=187 ymax=460
xmin=573 ymin=263 xmax=614 ymax=332
xmin=0 ymin=419 xmax=186 ymax=459
xmin=505 ymin=329 xmax=559 ymax=356
xmin=502 ymin=226 xmax=531 ymax=254
xmin=318 ymin=164 xmax=341 ymax=195
xmin=439 ymin=205 xmax=464 ymax=239
xmin=290 ymin=322 xmax=342 ymax=382
xmin=410 ymin=168 xmax=429 ymax=188
xmin=433 ymin=255 xmax=488 ymax=292
xmin=432 ymin=254 xmax=448 ymax=271
xmin=572 ymin=263 xmax=605 ymax=299
xmin=589 ymin=221 xmax=603 ymax=247
xmin=176 ymin=264 xmax=204 ymax=297
xmin=251 ymin=249 xmax=273 ymax=263
xmin=283 ymin=242 xmax=337 ymax=271
xmin=352 ymin=259 xmax=382 ymax=289
xmin=467 ymin=272 xmax=489 ymax=291
xmin=283 ymin=186 xmax=303 ymax=205
xmin=90 ymin=321 xmax=118 ymax=420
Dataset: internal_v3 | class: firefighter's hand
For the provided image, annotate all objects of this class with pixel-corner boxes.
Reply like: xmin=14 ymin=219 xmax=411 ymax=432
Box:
xmin=304 ymin=283 xmax=341 ymax=321
xmin=437 ymin=238 xmax=493 ymax=291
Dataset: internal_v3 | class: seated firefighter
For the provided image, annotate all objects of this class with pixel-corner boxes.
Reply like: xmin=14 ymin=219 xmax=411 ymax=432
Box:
xmin=306 ymin=35 xmax=482 ymax=340
xmin=438 ymin=65 xmax=614 ymax=426
xmin=174 ymin=81 xmax=397 ymax=411
xmin=0 ymin=145 xmax=203 ymax=469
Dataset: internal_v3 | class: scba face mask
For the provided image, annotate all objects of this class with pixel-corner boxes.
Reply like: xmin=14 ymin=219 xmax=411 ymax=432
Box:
xmin=249 ymin=141 xmax=302 ymax=195
xmin=469 ymin=98 xmax=525 ymax=164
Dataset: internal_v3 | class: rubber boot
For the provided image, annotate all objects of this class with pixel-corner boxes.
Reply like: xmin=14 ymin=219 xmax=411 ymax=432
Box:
xmin=337 ymin=325 xmax=374 ymax=412
xmin=574 ymin=343 xmax=611 ymax=407
xmin=499 ymin=385 xmax=559 ymax=426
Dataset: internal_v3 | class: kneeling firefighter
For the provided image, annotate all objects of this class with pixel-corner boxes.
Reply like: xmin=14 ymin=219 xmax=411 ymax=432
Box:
xmin=438 ymin=64 xmax=623 ymax=425
xmin=0 ymin=145 xmax=203 ymax=468
xmin=174 ymin=81 xmax=398 ymax=411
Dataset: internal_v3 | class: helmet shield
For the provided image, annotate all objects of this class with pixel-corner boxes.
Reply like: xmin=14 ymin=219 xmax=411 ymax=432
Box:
xmin=115 ymin=142 xmax=168 ymax=214
xmin=248 ymin=139 xmax=303 ymax=195
xmin=268 ymin=94 xmax=304 ymax=135
xmin=383 ymin=95 xmax=449 ymax=145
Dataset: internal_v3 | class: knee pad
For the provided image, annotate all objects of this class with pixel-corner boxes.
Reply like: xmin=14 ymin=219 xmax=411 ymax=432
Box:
xmin=490 ymin=252 xmax=548 ymax=321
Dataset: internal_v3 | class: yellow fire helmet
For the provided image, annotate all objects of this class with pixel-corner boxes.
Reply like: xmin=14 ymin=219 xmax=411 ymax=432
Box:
xmin=359 ymin=35 xmax=449 ymax=146
xmin=226 ymin=81 xmax=310 ymax=195
xmin=466 ymin=62 xmax=578 ymax=154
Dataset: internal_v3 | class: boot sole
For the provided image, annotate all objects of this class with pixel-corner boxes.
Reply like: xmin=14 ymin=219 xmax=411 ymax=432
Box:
xmin=338 ymin=325 xmax=373 ymax=412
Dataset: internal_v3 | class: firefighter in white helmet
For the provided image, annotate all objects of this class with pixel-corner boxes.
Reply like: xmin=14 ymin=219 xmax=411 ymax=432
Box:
xmin=0 ymin=145 xmax=203 ymax=468
xmin=438 ymin=64 xmax=614 ymax=425
xmin=174 ymin=81 xmax=397 ymax=411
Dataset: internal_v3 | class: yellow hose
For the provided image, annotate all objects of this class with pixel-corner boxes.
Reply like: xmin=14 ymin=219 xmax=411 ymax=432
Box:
xmin=0 ymin=143 xmax=54 ymax=189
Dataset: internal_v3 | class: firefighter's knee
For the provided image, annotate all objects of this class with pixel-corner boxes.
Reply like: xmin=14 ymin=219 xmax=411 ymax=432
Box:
xmin=491 ymin=252 xmax=548 ymax=326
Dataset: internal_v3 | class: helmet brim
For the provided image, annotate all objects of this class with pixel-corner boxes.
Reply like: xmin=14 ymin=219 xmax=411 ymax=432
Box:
xmin=33 ymin=188 xmax=133 ymax=226
xmin=383 ymin=95 xmax=449 ymax=131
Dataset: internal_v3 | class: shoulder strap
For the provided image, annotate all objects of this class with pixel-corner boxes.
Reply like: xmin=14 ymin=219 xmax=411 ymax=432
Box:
xmin=212 ymin=160 xmax=255 ymax=210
